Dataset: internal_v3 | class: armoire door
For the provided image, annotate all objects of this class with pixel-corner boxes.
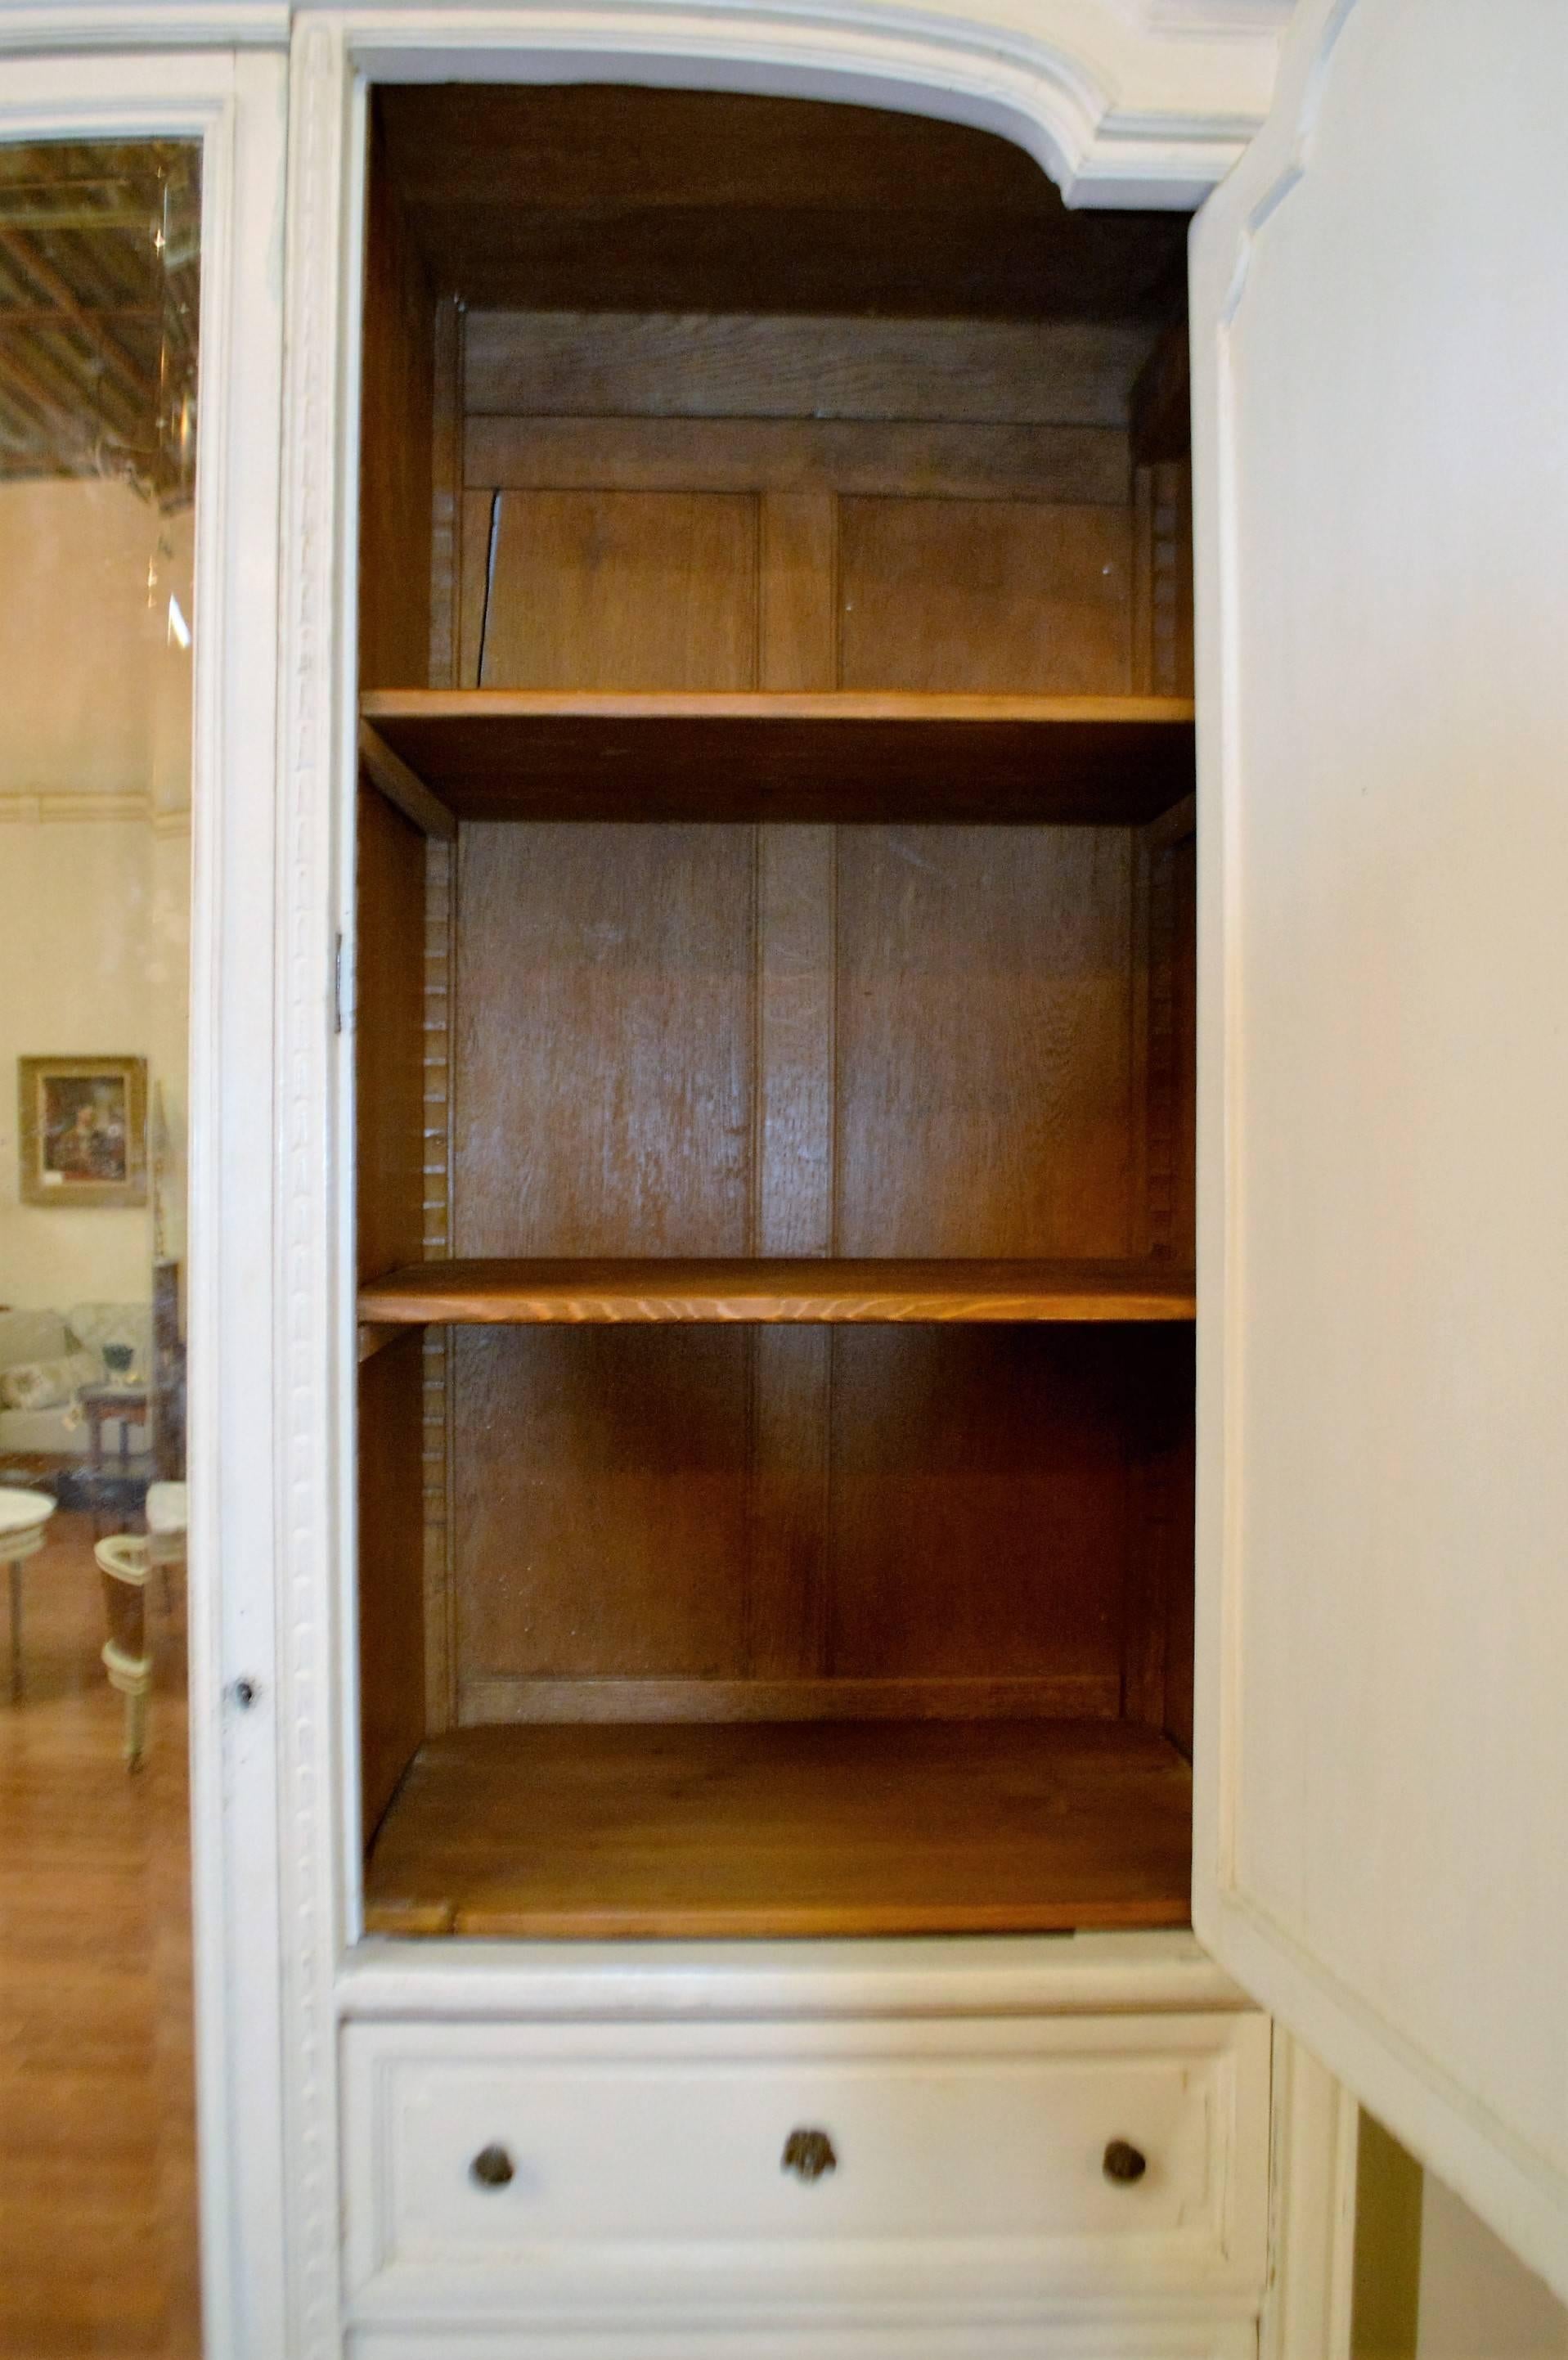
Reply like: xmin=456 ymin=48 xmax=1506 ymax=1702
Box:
xmin=1189 ymin=0 xmax=1568 ymax=2301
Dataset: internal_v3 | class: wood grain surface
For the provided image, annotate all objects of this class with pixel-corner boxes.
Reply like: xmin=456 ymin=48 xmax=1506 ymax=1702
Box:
xmin=833 ymin=828 xmax=1134 ymax=1256
xmin=358 ymin=1332 xmax=428 ymax=1841
xmin=456 ymin=1673 xmax=1121 ymax=1723
xmin=465 ymin=485 xmax=1139 ymax=701
xmin=362 ymin=1718 xmax=1193 ymax=1937
xmin=428 ymin=293 xmax=464 ymax=690
xmin=823 ymin=1326 xmax=1134 ymax=1687
xmin=357 ymin=691 xmax=1196 ymax=825
xmin=479 ymin=489 xmax=759 ymax=690
xmin=375 ymin=86 xmax=1189 ymax=320
xmin=359 ymin=719 xmax=456 ymax=841
xmin=465 ymin=415 xmax=1132 ymax=506
xmin=453 ymin=822 xmax=757 ymax=1257
xmin=447 ymin=1323 xmax=1164 ymax=1707
xmin=358 ymin=110 xmax=434 ymax=693
xmin=361 ymin=1256 xmax=1197 ymax=1324
xmin=465 ymin=312 xmax=1157 ymax=428
xmin=838 ymin=498 xmax=1134 ymax=695
xmin=1130 ymin=323 xmax=1191 ymax=466
xmin=452 ymin=1325 xmax=754 ymax=1683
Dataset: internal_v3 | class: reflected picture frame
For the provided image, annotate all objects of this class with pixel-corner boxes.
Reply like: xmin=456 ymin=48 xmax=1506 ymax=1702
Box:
xmin=18 ymin=1054 xmax=148 ymax=1210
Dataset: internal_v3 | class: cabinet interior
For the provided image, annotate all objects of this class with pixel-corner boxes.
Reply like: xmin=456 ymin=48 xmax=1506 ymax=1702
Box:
xmin=353 ymin=84 xmax=1198 ymax=1940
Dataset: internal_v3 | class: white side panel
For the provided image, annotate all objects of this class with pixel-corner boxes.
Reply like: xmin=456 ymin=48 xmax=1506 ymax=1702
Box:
xmin=1192 ymin=0 xmax=1568 ymax=2299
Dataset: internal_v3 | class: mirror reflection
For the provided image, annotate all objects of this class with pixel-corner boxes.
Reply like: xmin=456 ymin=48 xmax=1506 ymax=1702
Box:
xmin=0 ymin=138 xmax=201 ymax=2359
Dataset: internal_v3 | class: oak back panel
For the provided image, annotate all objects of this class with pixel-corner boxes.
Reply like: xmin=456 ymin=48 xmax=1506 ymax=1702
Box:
xmin=481 ymin=491 xmax=759 ymax=690
xmin=447 ymin=815 xmax=1172 ymax=1719
xmin=833 ymin=826 xmax=1134 ymax=1256
xmin=837 ymin=498 xmax=1134 ymax=695
xmin=454 ymin=822 xmax=756 ymax=1256
xmin=451 ymin=1324 xmax=1144 ymax=1719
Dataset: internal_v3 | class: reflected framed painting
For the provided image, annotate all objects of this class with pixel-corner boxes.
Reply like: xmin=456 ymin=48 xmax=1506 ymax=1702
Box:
xmin=18 ymin=1055 xmax=148 ymax=1209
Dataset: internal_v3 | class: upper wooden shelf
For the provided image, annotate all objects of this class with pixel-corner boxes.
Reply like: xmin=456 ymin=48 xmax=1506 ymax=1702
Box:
xmin=358 ymin=690 xmax=1196 ymax=826
xmin=358 ymin=1256 xmax=1196 ymax=1328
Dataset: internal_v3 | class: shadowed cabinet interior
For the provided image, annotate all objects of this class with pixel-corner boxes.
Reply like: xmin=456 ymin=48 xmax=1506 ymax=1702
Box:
xmin=353 ymin=85 xmax=1198 ymax=1940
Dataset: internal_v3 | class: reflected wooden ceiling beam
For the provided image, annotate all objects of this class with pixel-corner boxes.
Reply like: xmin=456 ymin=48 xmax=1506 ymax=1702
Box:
xmin=0 ymin=205 xmax=151 ymax=232
xmin=0 ymin=227 xmax=155 ymax=406
xmin=0 ymin=303 xmax=159 ymax=329
xmin=2 ymin=316 xmax=140 ymax=435
xmin=0 ymin=339 xmax=96 ymax=465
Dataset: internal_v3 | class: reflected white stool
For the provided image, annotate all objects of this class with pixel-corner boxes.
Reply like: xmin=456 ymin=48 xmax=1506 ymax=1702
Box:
xmin=95 ymin=1480 xmax=186 ymax=1769
xmin=1 ymin=1487 xmax=58 ymax=1702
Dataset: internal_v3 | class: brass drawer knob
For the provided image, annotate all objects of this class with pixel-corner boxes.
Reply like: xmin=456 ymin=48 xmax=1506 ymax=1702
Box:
xmin=782 ymin=2127 xmax=837 ymax=2182
xmin=470 ymin=2143 xmax=515 ymax=2189
xmin=1103 ymin=2138 xmax=1148 ymax=2185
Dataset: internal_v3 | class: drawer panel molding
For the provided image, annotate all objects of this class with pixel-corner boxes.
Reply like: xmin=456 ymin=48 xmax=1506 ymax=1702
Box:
xmin=343 ymin=2012 xmax=1269 ymax=2326
xmin=349 ymin=2322 xmax=1261 ymax=2360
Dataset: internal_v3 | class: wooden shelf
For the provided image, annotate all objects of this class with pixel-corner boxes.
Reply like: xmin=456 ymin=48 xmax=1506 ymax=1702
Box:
xmin=359 ymin=690 xmax=1195 ymax=826
xmin=358 ymin=1256 xmax=1197 ymax=1328
xmin=363 ymin=1719 xmax=1194 ymax=1939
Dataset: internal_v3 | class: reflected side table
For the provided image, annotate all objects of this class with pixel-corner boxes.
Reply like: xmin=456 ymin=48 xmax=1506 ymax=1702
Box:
xmin=1 ymin=1487 xmax=58 ymax=1701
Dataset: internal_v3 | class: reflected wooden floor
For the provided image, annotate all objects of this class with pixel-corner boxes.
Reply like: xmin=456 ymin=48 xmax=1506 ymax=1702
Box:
xmin=0 ymin=1508 xmax=199 ymax=2358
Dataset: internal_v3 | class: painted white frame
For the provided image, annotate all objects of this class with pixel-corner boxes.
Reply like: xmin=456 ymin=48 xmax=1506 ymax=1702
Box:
xmin=264 ymin=15 xmax=1358 ymax=2356
xmin=0 ymin=41 xmax=290 ymax=2359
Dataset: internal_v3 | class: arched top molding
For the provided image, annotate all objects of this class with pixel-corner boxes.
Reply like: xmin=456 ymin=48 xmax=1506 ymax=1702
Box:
xmin=0 ymin=0 xmax=1292 ymax=208
xmin=336 ymin=0 xmax=1278 ymax=207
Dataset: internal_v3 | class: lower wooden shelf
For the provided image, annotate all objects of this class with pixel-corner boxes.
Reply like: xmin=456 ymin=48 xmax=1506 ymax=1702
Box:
xmin=362 ymin=1719 xmax=1193 ymax=1940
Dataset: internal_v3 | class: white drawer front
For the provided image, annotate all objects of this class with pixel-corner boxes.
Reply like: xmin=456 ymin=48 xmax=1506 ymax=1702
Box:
xmin=343 ymin=2012 xmax=1269 ymax=2325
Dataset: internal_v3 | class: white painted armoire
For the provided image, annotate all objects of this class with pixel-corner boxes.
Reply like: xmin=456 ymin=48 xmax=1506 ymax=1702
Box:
xmin=5 ymin=1 xmax=1565 ymax=2351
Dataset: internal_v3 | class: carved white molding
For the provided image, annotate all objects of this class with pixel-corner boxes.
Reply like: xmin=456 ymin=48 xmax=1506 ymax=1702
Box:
xmin=274 ymin=16 xmax=355 ymax=2358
